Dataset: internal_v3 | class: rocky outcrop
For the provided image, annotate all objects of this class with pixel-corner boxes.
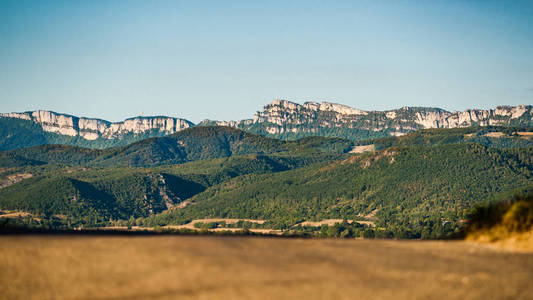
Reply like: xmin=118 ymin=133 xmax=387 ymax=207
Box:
xmin=0 ymin=110 xmax=194 ymax=140
xmin=3 ymin=101 xmax=532 ymax=143
xmin=207 ymin=100 xmax=532 ymax=136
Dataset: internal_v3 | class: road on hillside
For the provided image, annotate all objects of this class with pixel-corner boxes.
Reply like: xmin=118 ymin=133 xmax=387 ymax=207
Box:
xmin=0 ymin=236 xmax=532 ymax=300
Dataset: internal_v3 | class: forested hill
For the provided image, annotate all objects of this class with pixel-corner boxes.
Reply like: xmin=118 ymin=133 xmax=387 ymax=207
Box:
xmin=0 ymin=126 xmax=355 ymax=168
xmin=0 ymin=116 xmax=191 ymax=151
xmin=2 ymin=125 xmax=532 ymax=169
xmin=146 ymin=144 xmax=532 ymax=236
xmin=2 ymin=102 xmax=532 ymax=150
xmin=357 ymin=126 xmax=533 ymax=150
xmin=1 ymin=125 xmax=532 ymax=238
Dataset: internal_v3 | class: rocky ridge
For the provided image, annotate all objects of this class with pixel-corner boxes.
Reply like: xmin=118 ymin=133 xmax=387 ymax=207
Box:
xmin=0 ymin=110 xmax=194 ymax=140
xmin=2 ymin=100 xmax=532 ymax=144
xmin=205 ymin=100 xmax=533 ymax=137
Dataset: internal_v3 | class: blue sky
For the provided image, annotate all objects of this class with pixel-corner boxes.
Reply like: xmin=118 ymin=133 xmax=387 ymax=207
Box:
xmin=1 ymin=0 xmax=532 ymax=123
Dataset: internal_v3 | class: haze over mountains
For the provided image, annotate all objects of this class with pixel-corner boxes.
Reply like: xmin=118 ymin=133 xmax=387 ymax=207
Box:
xmin=1 ymin=100 xmax=532 ymax=150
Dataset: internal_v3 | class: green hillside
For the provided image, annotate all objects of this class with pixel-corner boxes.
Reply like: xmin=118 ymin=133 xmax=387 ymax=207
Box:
xmin=0 ymin=118 xmax=49 ymax=151
xmin=147 ymin=144 xmax=533 ymax=238
xmin=0 ymin=117 xmax=175 ymax=151
xmin=358 ymin=126 xmax=533 ymax=150
xmin=0 ymin=151 xmax=345 ymax=228
xmin=3 ymin=125 xmax=531 ymax=169
xmin=1 ymin=126 xmax=354 ymax=168
xmin=1 ymin=126 xmax=532 ymax=238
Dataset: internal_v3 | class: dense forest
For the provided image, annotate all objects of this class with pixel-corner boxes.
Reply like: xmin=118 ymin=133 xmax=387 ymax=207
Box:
xmin=1 ymin=126 xmax=532 ymax=238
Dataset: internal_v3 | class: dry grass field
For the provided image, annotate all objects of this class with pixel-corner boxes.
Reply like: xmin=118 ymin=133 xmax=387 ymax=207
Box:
xmin=1 ymin=235 xmax=533 ymax=300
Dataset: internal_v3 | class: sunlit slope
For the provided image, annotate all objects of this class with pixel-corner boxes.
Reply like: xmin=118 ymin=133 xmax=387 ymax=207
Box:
xmin=0 ymin=152 xmax=344 ymax=227
xmin=1 ymin=126 xmax=532 ymax=236
xmin=357 ymin=126 xmax=533 ymax=150
xmin=150 ymin=144 xmax=533 ymax=237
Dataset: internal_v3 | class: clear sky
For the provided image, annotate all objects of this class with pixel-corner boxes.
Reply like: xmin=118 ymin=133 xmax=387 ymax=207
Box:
xmin=1 ymin=0 xmax=532 ymax=123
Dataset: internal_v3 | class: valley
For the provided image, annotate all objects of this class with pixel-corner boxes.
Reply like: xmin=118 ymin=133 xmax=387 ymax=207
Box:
xmin=0 ymin=125 xmax=531 ymax=241
xmin=3 ymin=2 xmax=533 ymax=299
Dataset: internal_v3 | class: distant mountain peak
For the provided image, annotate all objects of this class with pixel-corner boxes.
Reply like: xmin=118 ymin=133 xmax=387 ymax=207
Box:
xmin=2 ymin=100 xmax=532 ymax=151
xmin=207 ymin=100 xmax=533 ymax=138
xmin=0 ymin=110 xmax=194 ymax=141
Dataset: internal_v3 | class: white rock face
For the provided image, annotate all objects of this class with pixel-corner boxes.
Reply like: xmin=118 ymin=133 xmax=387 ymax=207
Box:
xmin=2 ymin=100 xmax=532 ymax=140
xmin=511 ymin=105 xmax=528 ymax=119
xmin=0 ymin=112 xmax=31 ymax=120
xmin=0 ymin=110 xmax=194 ymax=140
xmin=318 ymin=102 xmax=367 ymax=115
xmin=409 ymin=106 xmax=531 ymax=130
xmin=206 ymin=100 xmax=532 ymax=136
xmin=386 ymin=111 xmax=396 ymax=119
xmin=247 ymin=100 xmax=533 ymax=134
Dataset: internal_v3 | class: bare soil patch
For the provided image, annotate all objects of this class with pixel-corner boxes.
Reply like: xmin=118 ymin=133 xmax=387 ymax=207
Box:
xmin=517 ymin=132 xmax=533 ymax=136
xmin=484 ymin=132 xmax=505 ymax=138
xmin=0 ymin=211 xmax=33 ymax=219
xmin=297 ymin=219 xmax=375 ymax=227
xmin=0 ymin=172 xmax=33 ymax=189
xmin=349 ymin=144 xmax=375 ymax=153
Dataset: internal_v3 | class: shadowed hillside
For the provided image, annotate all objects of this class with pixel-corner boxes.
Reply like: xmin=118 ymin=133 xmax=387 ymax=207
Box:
xmin=0 ymin=126 xmax=355 ymax=168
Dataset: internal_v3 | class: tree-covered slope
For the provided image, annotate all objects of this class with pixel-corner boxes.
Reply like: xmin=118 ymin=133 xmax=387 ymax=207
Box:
xmin=0 ymin=126 xmax=354 ymax=168
xmin=362 ymin=126 xmax=533 ymax=150
xmin=0 ymin=117 xmax=180 ymax=151
xmin=1 ymin=125 xmax=532 ymax=237
xmin=0 ymin=169 xmax=187 ymax=224
xmin=0 ymin=118 xmax=49 ymax=151
xmin=0 ymin=151 xmax=346 ymax=227
xmin=148 ymin=144 xmax=533 ymax=237
xmin=4 ymin=125 xmax=532 ymax=169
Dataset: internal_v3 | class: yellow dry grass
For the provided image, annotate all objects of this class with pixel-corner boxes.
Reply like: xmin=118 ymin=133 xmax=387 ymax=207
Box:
xmin=297 ymin=219 xmax=375 ymax=227
xmin=0 ymin=172 xmax=32 ymax=189
xmin=102 ymin=219 xmax=278 ymax=235
xmin=0 ymin=211 xmax=34 ymax=219
xmin=164 ymin=218 xmax=266 ymax=230
xmin=1 ymin=236 xmax=532 ymax=300
xmin=484 ymin=132 xmax=505 ymax=138
xmin=517 ymin=132 xmax=533 ymax=136
xmin=467 ymin=227 xmax=533 ymax=252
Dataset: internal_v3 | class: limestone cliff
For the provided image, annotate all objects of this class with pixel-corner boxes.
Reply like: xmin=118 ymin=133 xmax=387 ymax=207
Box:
xmin=3 ymin=101 xmax=532 ymax=145
xmin=206 ymin=100 xmax=532 ymax=137
xmin=0 ymin=110 xmax=194 ymax=140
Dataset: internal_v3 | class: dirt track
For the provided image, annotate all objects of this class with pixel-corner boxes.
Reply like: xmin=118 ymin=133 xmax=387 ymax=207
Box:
xmin=1 ymin=236 xmax=532 ymax=300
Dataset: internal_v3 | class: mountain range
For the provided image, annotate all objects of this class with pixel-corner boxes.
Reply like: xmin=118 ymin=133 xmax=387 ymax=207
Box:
xmin=1 ymin=100 xmax=532 ymax=238
xmin=1 ymin=123 xmax=532 ymax=237
xmin=1 ymin=100 xmax=532 ymax=150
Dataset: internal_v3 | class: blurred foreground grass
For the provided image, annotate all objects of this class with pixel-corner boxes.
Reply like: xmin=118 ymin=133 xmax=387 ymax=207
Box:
xmin=466 ymin=185 xmax=533 ymax=251
xmin=1 ymin=236 xmax=533 ymax=300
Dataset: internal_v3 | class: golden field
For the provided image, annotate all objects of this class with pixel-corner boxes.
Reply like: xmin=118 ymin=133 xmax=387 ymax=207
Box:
xmin=1 ymin=235 xmax=532 ymax=300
